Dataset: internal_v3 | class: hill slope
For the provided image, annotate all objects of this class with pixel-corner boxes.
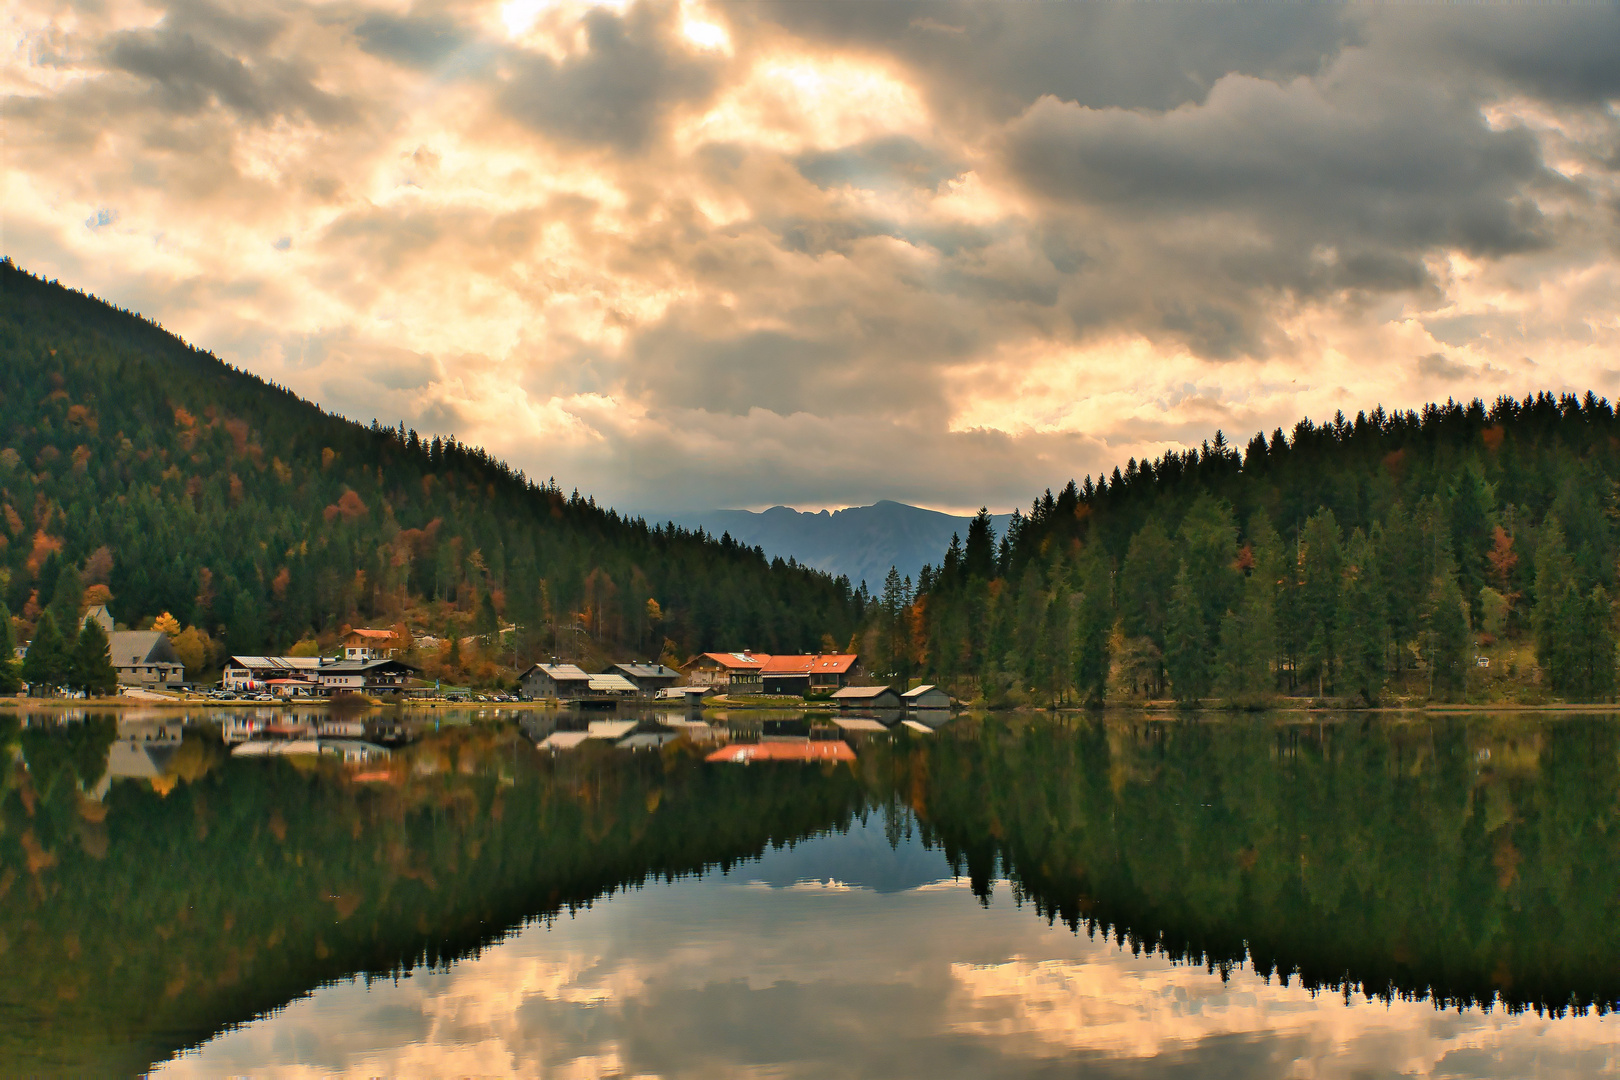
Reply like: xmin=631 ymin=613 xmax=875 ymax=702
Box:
xmin=0 ymin=260 xmax=861 ymax=677
xmin=904 ymin=395 xmax=1620 ymax=707
xmin=671 ymin=501 xmax=1015 ymax=590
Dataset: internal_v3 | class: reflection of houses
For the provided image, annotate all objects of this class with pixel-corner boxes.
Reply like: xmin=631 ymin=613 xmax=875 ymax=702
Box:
xmin=901 ymin=685 xmax=951 ymax=710
xmin=761 ymin=654 xmax=859 ymax=697
xmin=831 ymin=685 xmax=900 ymax=709
xmin=706 ymin=740 xmax=856 ymax=763
xmin=611 ymin=662 xmax=682 ymax=696
xmin=342 ymin=628 xmax=400 ymax=661
xmin=684 ymin=652 xmax=768 ymax=694
xmin=108 ymin=631 xmax=185 ymax=689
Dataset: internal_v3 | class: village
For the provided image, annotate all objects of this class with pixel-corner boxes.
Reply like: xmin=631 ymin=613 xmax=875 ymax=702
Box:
xmin=55 ymin=605 xmax=952 ymax=714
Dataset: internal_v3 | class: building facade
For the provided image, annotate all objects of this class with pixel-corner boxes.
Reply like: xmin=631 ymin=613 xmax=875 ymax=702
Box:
xmin=108 ymin=631 xmax=186 ymax=689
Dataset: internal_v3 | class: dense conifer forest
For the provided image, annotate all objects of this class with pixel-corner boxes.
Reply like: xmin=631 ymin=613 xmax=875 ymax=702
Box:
xmin=892 ymin=392 xmax=1620 ymax=705
xmin=0 ymin=260 xmax=861 ymax=681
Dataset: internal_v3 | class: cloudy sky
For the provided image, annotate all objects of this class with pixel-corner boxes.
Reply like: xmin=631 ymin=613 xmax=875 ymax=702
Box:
xmin=6 ymin=1 xmax=1620 ymax=513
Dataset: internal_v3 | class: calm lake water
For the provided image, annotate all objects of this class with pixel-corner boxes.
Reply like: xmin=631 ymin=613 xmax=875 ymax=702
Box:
xmin=5 ymin=706 xmax=1620 ymax=1077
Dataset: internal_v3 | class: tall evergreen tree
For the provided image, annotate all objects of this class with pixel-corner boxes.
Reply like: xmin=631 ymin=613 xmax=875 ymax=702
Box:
xmin=1118 ymin=520 xmax=1175 ymax=695
xmin=22 ymin=610 xmax=69 ymax=694
xmin=71 ymin=619 xmax=118 ymax=696
xmin=1298 ymin=509 xmax=1344 ymax=695
xmin=1425 ymin=560 xmax=1471 ymax=700
xmin=1337 ymin=529 xmax=1388 ymax=705
xmin=1165 ymin=562 xmax=1210 ymax=704
xmin=1072 ymin=547 xmax=1112 ymax=706
xmin=0 ymin=601 xmax=19 ymax=695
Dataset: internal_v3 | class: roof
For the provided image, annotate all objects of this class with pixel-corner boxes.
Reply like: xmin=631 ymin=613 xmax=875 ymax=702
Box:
xmin=831 ymin=685 xmax=897 ymax=700
xmin=689 ymin=652 xmax=770 ymax=671
xmin=538 ymin=731 xmax=591 ymax=750
xmin=521 ymin=663 xmax=591 ymax=681
xmin=586 ymin=720 xmax=638 ymax=739
xmin=761 ymin=654 xmax=858 ymax=675
xmin=901 ymin=720 xmax=936 ymax=734
xmin=344 ymin=628 xmax=396 ymax=640
xmin=618 ymin=732 xmax=678 ymax=750
xmin=706 ymin=741 xmax=857 ymax=764
xmin=227 ymin=656 xmax=325 ymax=671
xmin=109 ymin=631 xmax=182 ymax=668
xmin=901 ymin=684 xmax=946 ymax=699
xmin=832 ymin=717 xmax=889 ymax=731
xmin=587 ymin=674 xmax=638 ymax=693
xmin=613 ymin=662 xmax=681 ymax=680
xmin=319 ymin=658 xmax=420 ymax=675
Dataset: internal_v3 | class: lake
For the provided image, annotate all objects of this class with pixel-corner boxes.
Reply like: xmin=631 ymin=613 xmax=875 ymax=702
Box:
xmin=4 ymin=707 xmax=1619 ymax=1077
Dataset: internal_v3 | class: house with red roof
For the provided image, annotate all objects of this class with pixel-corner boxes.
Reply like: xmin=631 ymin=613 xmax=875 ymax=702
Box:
xmin=683 ymin=651 xmax=770 ymax=694
xmin=760 ymin=654 xmax=859 ymax=697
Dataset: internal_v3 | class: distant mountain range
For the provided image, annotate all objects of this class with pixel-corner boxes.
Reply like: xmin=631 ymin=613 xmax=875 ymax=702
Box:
xmin=664 ymin=501 xmax=1017 ymax=590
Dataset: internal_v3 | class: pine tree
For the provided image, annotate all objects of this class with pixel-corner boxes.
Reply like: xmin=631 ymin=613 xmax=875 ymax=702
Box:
xmin=1298 ymin=509 xmax=1343 ymax=695
xmin=71 ymin=619 xmax=118 ymax=696
xmin=22 ymin=610 xmax=69 ymax=694
xmin=1424 ymin=562 xmax=1470 ymax=700
xmin=1119 ymin=520 xmax=1175 ymax=695
xmin=1072 ymin=547 xmax=1112 ymax=706
xmin=1164 ymin=562 xmax=1210 ymax=704
xmin=0 ymin=601 xmax=19 ymax=695
xmin=1336 ymin=529 xmax=1388 ymax=705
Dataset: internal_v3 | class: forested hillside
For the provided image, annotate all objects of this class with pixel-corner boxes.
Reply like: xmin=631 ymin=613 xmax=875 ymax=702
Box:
xmin=0 ymin=260 xmax=861 ymax=680
xmin=895 ymin=394 xmax=1620 ymax=706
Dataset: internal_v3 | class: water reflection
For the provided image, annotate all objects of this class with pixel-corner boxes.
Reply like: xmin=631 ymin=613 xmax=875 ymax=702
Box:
xmin=3 ymin=708 xmax=1619 ymax=1076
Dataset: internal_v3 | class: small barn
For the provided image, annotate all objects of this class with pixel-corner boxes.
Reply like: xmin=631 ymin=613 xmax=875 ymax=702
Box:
xmin=831 ymin=685 xmax=901 ymax=710
xmin=901 ymin=684 xmax=951 ymax=710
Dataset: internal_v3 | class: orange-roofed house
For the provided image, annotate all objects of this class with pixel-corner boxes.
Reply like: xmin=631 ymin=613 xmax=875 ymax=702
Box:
xmin=760 ymin=654 xmax=860 ymax=697
xmin=683 ymin=652 xmax=769 ymax=695
xmin=342 ymin=627 xmax=401 ymax=661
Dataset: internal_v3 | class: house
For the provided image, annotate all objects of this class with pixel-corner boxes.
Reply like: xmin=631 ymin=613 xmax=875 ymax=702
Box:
xmin=760 ymin=654 xmax=860 ymax=696
xmin=901 ymin=684 xmax=951 ymax=710
xmin=81 ymin=605 xmax=115 ymax=635
xmin=683 ymin=652 xmax=769 ymax=694
xmin=223 ymin=655 xmax=325 ymax=692
xmin=519 ymin=663 xmax=593 ymax=700
xmin=316 ymin=658 xmax=418 ymax=695
xmin=342 ymin=628 xmax=400 ymax=661
xmin=108 ymin=631 xmax=185 ymax=689
xmin=831 ymin=685 xmax=901 ymax=709
xmin=611 ymin=662 xmax=682 ymax=696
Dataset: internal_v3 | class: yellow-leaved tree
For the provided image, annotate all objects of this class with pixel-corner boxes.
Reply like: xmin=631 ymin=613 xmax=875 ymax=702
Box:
xmin=151 ymin=612 xmax=182 ymax=637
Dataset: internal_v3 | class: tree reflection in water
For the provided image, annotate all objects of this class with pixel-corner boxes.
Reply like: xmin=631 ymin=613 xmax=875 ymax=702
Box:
xmin=2 ymin=710 xmax=1618 ymax=1075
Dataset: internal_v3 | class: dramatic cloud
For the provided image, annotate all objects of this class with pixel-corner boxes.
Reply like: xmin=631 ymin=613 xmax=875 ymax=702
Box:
xmin=6 ymin=0 xmax=1619 ymax=513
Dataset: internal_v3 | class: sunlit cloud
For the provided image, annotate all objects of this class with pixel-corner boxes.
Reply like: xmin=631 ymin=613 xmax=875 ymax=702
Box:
xmin=6 ymin=0 xmax=1619 ymax=512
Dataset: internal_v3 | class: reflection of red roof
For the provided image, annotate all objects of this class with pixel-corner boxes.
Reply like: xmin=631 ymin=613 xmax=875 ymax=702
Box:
xmin=692 ymin=652 xmax=770 ymax=671
xmin=706 ymin=741 xmax=856 ymax=763
xmin=760 ymin=654 xmax=858 ymax=675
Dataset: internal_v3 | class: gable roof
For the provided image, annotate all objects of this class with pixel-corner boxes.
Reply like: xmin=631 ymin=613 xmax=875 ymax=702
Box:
xmin=901 ymin=684 xmax=945 ymax=699
xmin=520 ymin=663 xmax=591 ymax=682
xmin=690 ymin=652 xmax=769 ymax=671
xmin=831 ymin=685 xmax=897 ymax=700
xmin=761 ymin=654 xmax=858 ymax=675
xmin=613 ymin=662 xmax=681 ymax=680
xmin=344 ymin=628 xmax=397 ymax=641
xmin=108 ymin=631 xmax=182 ymax=668
xmin=587 ymin=674 xmax=638 ymax=693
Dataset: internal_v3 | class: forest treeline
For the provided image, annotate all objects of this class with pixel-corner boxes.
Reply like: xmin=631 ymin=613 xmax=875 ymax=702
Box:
xmin=877 ymin=394 xmax=1620 ymax=705
xmin=0 ymin=260 xmax=862 ymax=679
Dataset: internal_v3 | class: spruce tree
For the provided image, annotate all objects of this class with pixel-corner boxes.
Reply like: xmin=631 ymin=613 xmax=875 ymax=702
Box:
xmin=1424 ymin=563 xmax=1470 ymax=700
xmin=1336 ymin=530 xmax=1388 ymax=705
xmin=1298 ymin=510 xmax=1343 ymax=695
xmin=1072 ymin=547 xmax=1112 ymax=706
xmin=1165 ymin=562 xmax=1210 ymax=704
xmin=22 ymin=610 xmax=69 ymax=695
xmin=0 ymin=601 xmax=19 ymax=695
xmin=72 ymin=619 xmax=118 ymax=697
